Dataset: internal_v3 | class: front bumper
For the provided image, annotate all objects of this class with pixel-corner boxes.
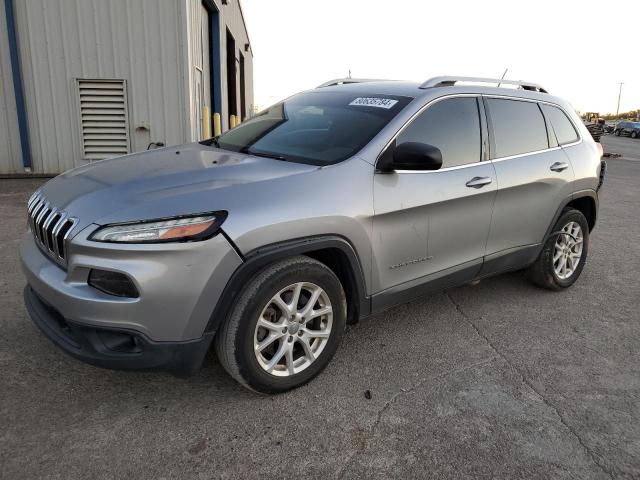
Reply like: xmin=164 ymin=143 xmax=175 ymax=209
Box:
xmin=24 ymin=286 xmax=212 ymax=376
xmin=20 ymin=228 xmax=242 ymax=342
xmin=20 ymin=225 xmax=244 ymax=374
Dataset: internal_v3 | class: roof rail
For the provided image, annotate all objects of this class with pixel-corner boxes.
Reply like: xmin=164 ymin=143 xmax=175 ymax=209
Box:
xmin=316 ymin=78 xmax=388 ymax=88
xmin=419 ymin=76 xmax=548 ymax=93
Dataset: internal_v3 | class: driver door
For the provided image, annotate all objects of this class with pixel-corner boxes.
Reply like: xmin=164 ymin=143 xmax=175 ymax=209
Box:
xmin=371 ymin=96 xmax=497 ymax=307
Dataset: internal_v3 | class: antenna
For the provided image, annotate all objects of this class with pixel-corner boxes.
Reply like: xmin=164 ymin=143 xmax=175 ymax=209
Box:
xmin=497 ymin=68 xmax=508 ymax=88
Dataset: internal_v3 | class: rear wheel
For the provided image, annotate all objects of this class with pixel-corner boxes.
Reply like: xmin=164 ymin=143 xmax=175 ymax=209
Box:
xmin=214 ymin=256 xmax=347 ymax=393
xmin=527 ymin=208 xmax=589 ymax=290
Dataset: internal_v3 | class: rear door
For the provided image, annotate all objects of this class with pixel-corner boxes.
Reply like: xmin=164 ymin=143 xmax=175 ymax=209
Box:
xmin=372 ymin=96 xmax=496 ymax=296
xmin=483 ymin=97 xmax=575 ymax=266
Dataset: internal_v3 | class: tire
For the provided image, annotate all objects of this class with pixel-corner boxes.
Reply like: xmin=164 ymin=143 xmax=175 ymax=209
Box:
xmin=214 ymin=255 xmax=347 ymax=394
xmin=527 ymin=208 xmax=589 ymax=291
xmin=614 ymin=129 xmax=620 ymax=136
xmin=632 ymin=131 xmax=638 ymax=139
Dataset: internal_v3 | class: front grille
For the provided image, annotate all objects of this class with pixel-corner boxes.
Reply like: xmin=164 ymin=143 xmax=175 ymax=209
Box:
xmin=27 ymin=191 xmax=77 ymax=267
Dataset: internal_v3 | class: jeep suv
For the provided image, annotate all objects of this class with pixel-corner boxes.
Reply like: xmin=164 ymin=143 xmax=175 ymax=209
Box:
xmin=20 ymin=76 xmax=605 ymax=393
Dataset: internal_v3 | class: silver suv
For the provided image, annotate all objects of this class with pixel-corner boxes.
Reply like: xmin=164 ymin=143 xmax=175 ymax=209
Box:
xmin=20 ymin=76 xmax=606 ymax=393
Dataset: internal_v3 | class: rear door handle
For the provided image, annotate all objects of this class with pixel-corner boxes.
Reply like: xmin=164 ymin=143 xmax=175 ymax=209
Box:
xmin=465 ymin=176 xmax=492 ymax=188
xmin=550 ymin=162 xmax=569 ymax=172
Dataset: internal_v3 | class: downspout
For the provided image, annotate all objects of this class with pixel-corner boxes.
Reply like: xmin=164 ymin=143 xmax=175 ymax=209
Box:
xmin=4 ymin=0 xmax=32 ymax=171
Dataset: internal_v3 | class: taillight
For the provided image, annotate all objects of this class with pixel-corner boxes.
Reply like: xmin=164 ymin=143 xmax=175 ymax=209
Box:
xmin=595 ymin=142 xmax=604 ymax=158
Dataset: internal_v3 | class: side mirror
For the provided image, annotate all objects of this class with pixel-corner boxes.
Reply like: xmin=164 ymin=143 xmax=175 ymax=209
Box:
xmin=391 ymin=142 xmax=442 ymax=171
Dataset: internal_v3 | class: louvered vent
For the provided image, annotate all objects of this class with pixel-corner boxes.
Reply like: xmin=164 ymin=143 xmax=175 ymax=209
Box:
xmin=77 ymin=79 xmax=130 ymax=160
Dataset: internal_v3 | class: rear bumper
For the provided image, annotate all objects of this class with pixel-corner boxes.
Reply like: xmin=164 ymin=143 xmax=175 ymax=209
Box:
xmin=24 ymin=286 xmax=213 ymax=376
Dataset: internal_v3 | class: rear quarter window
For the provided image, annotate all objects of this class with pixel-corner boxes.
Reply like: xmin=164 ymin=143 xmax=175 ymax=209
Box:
xmin=486 ymin=98 xmax=549 ymax=158
xmin=541 ymin=104 xmax=579 ymax=145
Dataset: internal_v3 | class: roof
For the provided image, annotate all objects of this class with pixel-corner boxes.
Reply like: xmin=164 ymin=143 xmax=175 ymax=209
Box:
xmin=314 ymin=78 xmax=569 ymax=107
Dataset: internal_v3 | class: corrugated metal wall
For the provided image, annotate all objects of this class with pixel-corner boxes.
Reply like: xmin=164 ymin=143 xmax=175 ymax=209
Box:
xmin=187 ymin=0 xmax=254 ymax=132
xmin=0 ymin=0 xmax=24 ymax=174
xmin=216 ymin=0 xmax=254 ymax=130
xmin=12 ymin=0 xmax=189 ymax=174
xmin=187 ymin=0 xmax=211 ymax=142
xmin=0 ymin=0 xmax=253 ymax=175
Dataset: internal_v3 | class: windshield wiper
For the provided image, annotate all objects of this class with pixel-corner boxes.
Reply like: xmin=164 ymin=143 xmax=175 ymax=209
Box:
xmin=240 ymin=148 xmax=289 ymax=162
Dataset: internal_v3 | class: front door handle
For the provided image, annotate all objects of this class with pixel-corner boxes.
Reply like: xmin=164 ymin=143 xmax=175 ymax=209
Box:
xmin=550 ymin=161 xmax=569 ymax=172
xmin=465 ymin=176 xmax=492 ymax=188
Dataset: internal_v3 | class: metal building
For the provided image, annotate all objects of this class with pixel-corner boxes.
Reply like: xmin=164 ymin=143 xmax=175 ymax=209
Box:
xmin=0 ymin=0 xmax=253 ymax=175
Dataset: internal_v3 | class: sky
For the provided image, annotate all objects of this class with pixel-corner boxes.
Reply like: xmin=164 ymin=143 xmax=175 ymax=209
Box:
xmin=240 ymin=0 xmax=639 ymax=115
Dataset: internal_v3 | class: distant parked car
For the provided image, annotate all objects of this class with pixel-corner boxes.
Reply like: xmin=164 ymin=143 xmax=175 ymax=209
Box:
xmin=614 ymin=121 xmax=640 ymax=138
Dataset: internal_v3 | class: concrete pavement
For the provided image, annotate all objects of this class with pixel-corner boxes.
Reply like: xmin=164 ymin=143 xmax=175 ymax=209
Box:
xmin=1 ymin=141 xmax=639 ymax=479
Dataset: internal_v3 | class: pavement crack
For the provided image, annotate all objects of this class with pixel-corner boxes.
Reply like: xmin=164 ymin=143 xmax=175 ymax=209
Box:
xmin=444 ymin=290 xmax=616 ymax=480
xmin=336 ymin=356 xmax=498 ymax=479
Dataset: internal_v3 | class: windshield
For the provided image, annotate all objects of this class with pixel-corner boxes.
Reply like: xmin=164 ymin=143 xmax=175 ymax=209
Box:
xmin=207 ymin=91 xmax=413 ymax=165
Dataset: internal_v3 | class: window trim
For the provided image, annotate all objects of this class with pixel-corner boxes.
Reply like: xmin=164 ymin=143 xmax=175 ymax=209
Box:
xmin=375 ymin=93 xmax=487 ymax=173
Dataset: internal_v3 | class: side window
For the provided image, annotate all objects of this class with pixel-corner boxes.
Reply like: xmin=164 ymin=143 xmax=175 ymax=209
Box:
xmin=541 ymin=104 xmax=579 ymax=145
xmin=397 ymin=97 xmax=481 ymax=168
xmin=486 ymin=98 xmax=549 ymax=158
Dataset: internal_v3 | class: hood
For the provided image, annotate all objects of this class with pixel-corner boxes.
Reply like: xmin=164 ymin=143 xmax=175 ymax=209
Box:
xmin=38 ymin=143 xmax=317 ymax=231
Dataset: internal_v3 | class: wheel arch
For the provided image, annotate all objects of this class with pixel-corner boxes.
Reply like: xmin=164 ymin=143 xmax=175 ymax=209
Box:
xmin=205 ymin=235 xmax=370 ymax=335
xmin=544 ymin=190 xmax=598 ymax=242
xmin=566 ymin=192 xmax=597 ymax=231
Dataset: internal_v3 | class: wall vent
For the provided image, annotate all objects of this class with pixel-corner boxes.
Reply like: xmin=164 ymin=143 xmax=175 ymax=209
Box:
xmin=77 ymin=79 xmax=130 ymax=160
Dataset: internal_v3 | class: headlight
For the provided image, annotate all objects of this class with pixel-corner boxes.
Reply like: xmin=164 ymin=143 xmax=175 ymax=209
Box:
xmin=90 ymin=213 xmax=227 ymax=243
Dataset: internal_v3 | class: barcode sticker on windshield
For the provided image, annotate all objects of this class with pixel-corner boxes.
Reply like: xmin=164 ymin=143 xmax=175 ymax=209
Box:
xmin=349 ymin=97 xmax=398 ymax=109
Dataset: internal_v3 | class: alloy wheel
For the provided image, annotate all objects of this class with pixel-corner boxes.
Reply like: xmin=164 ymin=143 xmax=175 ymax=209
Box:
xmin=254 ymin=282 xmax=333 ymax=377
xmin=553 ymin=221 xmax=584 ymax=280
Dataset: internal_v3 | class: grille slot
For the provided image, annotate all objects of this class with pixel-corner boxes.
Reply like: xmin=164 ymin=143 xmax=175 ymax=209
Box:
xmin=27 ymin=192 xmax=76 ymax=267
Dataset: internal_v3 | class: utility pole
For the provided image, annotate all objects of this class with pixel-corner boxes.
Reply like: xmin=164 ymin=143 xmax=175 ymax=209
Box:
xmin=616 ymin=82 xmax=623 ymax=117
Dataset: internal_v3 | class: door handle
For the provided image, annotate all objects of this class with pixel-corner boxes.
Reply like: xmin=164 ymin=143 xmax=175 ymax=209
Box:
xmin=465 ymin=176 xmax=492 ymax=188
xmin=550 ymin=162 xmax=569 ymax=172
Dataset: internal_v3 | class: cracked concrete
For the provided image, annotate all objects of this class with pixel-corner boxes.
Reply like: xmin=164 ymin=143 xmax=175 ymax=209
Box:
xmin=336 ymin=357 xmax=500 ymax=480
xmin=1 ymin=136 xmax=639 ymax=479
xmin=444 ymin=291 xmax=616 ymax=480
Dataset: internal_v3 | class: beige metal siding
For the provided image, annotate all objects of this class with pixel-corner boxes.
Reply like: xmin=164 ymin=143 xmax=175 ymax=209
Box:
xmin=1 ymin=0 xmax=253 ymax=174
xmin=12 ymin=0 xmax=190 ymax=173
xmin=213 ymin=0 xmax=254 ymax=130
xmin=0 ymin=0 xmax=23 ymax=174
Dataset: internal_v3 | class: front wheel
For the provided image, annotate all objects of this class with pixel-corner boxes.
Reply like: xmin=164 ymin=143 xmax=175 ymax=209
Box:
xmin=527 ymin=208 xmax=589 ymax=290
xmin=214 ymin=256 xmax=347 ymax=393
xmin=614 ymin=129 xmax=621 ymax=136
xmin=632 ymin=131 xmax=638 ymax=139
